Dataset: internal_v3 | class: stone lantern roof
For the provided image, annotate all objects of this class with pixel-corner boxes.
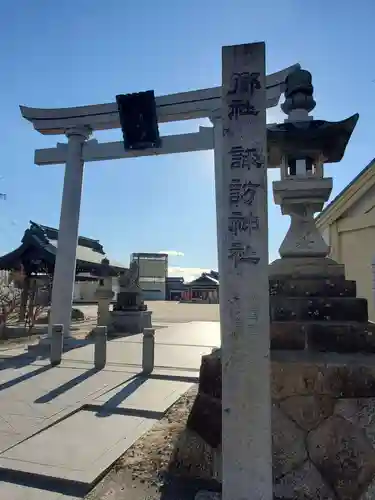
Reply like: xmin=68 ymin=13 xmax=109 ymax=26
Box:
xmin=267 ymin=67 xmax=359 ymax=166
xmin=268 ymin=114 xmax=359 ymax=165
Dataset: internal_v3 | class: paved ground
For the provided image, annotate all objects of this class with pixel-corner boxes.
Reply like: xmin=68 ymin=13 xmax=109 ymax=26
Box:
xmin=79 ymin=301 xmax=220 ymax=325
xmin=0 ymin=305 xmax=220 ymax=499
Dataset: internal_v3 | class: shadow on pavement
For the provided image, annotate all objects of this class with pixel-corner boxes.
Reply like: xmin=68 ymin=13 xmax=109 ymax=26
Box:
xmin=34 ymin=367 xmax=100 ymax=404
xmin=0 ymin=362 xmax=52 ymax=392
xmin=0 ymin=349 xmax=49 ymax=371
xmin=147 ymin=372 xmax=199 ymax=383
xmin=85 ymin=404 xmax=165 ymax=420
xmin=0 ymin=467 xmax=89 ymax=498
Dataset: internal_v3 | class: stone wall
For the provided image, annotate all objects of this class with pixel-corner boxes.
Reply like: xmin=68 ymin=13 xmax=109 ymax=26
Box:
xmin=173 ymin=355 xmax=375 ymax=499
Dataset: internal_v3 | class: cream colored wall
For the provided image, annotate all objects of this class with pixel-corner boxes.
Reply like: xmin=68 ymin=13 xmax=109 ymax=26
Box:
xmin=339 ymin=226 xmax=375 ymax=321
xmin=347 ymin=183 xmax=375 ymax=217
xmin=327 ymin=198 xmax=375 ymax=321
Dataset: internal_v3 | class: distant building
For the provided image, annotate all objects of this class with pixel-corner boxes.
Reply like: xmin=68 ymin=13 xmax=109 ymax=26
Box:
xmin=0 ymin=221 xmax=126 ymax=303
xmin=166 ymin=276 xmax=186 ymax=301
xmin=185 ymin=271 xmax=219 ymax=303
xmin=130 ymin=252 xmax=168 ymax=300
xmin=166 ymin=270 xmax=220 ymax=302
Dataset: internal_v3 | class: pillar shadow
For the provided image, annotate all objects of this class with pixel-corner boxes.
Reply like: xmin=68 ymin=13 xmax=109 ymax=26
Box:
xmin=0 ymin=468 xmax=88 ymax=497
xmin=85 ymin=403 xmax=164 ymax=420
xmin=34 ymin=367 xmax=99 ymax=404
xmin=93 ymin=375 xmax=148 ymax=417
xmin=0 ymin=349 xmax=49 ymax=371
xmin=0 ymin=364 xmax=52 ymax=393
xmin=147 ymin=372 xmax=199 ymax=383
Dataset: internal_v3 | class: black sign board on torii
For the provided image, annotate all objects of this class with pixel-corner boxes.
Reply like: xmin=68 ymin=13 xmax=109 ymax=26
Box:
xmin=116 ymin=90 xmax=161 ymax=151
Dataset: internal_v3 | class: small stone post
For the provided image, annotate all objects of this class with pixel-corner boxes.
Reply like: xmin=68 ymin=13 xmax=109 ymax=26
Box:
xmin=50 ymin=324 xmax=64 ymax=366
xmin=142 ymin=327 xmax=155 ymax=374
xmin=220 ymin=42 xmax=272 ymax=500
xmin=94 ymin=325 xmax=107 ymax=369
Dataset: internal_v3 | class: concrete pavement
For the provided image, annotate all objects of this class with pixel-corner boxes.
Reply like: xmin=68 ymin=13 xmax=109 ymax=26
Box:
xmin=0 ymin=319 xmax=220 ymax=499
xmin=78 ymin=301 xmax=220 ymax=324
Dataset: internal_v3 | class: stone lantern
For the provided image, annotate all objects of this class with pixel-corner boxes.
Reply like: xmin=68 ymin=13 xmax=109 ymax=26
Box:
xmin=177 ymin=67 xmax=375 ymax=498
xmin=94 ymin=258 xmax=115 ymax=328
xmin=268 ymin=67 xmax=359 ymax=278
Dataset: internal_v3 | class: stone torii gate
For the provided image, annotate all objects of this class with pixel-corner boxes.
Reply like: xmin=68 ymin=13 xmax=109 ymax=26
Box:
xmin=21 ymin=42 xmax=298 ymax=500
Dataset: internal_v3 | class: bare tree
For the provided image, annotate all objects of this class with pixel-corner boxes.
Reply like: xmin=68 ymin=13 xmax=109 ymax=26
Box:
xmin=24 ymin=278 xmax=50 ymax=334
xmin=0 ymin=275 xmax=22 ymax=338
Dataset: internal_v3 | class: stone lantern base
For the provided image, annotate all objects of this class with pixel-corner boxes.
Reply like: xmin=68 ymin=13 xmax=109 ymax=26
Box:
xmin=110 ymin=309 xmax=152 ymax=335
xmin=269 ymin=256 xmax=345 ymax=280
xmin=175 ymin=353 xmax=375 ymax=499
xmin=172 ymin=270 xmax=375 ymax=498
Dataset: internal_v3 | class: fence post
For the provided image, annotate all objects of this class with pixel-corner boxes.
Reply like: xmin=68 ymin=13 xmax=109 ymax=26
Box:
xmin=50 ymin=324 xmax=64 ymax=366
xmin=142 ymin=327 xmax=155 ymax=374
xmin=94 ymin=325 xmax=107 ymax=370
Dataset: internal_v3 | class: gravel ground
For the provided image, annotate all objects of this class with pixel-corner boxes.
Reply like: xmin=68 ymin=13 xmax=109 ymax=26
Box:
xmin=85 ymin=385 xmax=219 ymax=500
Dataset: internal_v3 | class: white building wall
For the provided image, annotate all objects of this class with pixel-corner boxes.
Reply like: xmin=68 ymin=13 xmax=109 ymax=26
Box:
xmin=73 ymin=281 xmax=97 ymax=302
xmin=73 ymin=277 xmax=120 ymax=303
xmin=139 ymin=278 xmax=166 ymax=300
xmin=132 ymin=253 xmax=168 ymax=300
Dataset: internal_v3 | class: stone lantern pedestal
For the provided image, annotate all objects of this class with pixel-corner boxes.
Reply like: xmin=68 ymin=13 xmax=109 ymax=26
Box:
xmin=93 ymin=258 xmax=115 ymax=330
xmin=95 ymin=285 xmax=114 ymax=328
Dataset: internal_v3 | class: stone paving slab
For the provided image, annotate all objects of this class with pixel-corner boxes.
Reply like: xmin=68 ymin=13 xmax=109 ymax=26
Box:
xmin=0 ymin=408 xmax=148 ymax=481
xmin=0 ymin=430 xmax=25 ymax=453
xmin=93 ymin=377 xmax=192 ymax=412
xmin=61 ymin=321 xmax=219 ymax=370
xmin=0 ymin=373 xmax=193 ymax=484
xmin=0 ymin=320 xmax=220 ymax=499
xmin=0 ymin=481 xmax=81 ymax=499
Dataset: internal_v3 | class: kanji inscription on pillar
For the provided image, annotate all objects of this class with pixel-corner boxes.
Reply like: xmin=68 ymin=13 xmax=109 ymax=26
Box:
xmin=220 ymin=42 xmax=272 ymax=500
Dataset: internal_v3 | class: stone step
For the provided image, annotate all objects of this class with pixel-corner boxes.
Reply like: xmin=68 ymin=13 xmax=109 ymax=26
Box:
xmin=270 ymin=296 xmax=368 ymax=322
xmin=198 ymin=323 xmax=375 ymax=400
xmin=307 ymin=323 xmax=375 ymax=353
xmin=269 ymin=278 xmax=356 ymax=298
xmin=271 ymin=321 xmax=306 ymax=350
xmin=271 ymin=321 xmax=375 ymax=353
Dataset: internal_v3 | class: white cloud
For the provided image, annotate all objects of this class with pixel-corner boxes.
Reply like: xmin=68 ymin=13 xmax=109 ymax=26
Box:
xmin=168 ymin=266 xmax=210 ymax=283
xmin=159 ymin=250 xmax=185 ymax=257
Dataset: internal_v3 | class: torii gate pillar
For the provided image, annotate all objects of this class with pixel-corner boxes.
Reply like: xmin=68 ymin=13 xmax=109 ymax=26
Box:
xmin=49 ymin=126 xmax=91 ymax=339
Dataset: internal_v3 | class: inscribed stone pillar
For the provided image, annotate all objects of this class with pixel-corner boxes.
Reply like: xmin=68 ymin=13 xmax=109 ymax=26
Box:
xmin=211 ymin=113 xmax=225 ymax=335
xmin=220 ymin=42 xmax=272 ymax=500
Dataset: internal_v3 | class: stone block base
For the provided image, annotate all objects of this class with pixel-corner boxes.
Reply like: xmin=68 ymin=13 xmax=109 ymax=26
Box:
xmin=269 ymin=257 xmax=345 ymax=279
xmin=271 ymin=321 xmax=375 ymax=352
xmin=110 ymin=310 xmax=152 ymax=334
xmin=172 ymin=350 xmax=375 ymax=499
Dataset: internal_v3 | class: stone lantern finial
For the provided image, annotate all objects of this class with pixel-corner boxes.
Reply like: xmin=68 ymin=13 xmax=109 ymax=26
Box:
xmin=281 ymin=68 xmax=316 ymax=122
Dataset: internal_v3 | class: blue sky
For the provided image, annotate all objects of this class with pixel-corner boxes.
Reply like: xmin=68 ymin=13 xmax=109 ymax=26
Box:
xmin=1 ymin=0 xmax=374 ymax=280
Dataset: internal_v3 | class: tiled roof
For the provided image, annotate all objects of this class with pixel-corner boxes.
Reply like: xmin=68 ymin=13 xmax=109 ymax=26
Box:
xmin=0 ymin=221 xmax=126 ymax=274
